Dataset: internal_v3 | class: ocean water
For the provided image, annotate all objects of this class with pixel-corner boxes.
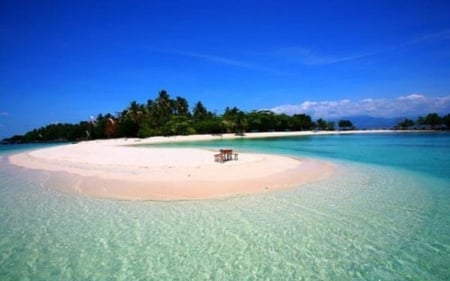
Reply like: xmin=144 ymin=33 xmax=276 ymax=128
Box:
xmin=0 ymin=133 xmax=449 ymax=280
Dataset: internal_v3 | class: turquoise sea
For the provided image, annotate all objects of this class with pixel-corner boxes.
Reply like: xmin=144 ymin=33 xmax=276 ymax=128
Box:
xmin=0 ymin=133 xmax=449 ymax=280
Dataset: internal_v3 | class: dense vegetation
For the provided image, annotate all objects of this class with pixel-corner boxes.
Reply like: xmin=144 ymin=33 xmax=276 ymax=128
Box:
xmin=3 ymin=90 xmax=448 ymax=144
xmin=395 ymin=113 xmax=450 ymax=130
xmin=3 ymin=90 xmax=350 ymax=143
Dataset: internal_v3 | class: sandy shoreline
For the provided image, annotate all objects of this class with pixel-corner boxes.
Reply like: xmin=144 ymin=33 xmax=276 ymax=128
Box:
xmin=7 ymin=131 xmax=347 ymax=200
xmin=122 ymin=129 xmax=406 ymax=145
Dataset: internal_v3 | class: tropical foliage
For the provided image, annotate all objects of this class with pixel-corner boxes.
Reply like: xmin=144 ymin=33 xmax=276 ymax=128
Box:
xmin=2 ymin=90 xmax=333 ymax=143
xmin=3 ymin=89 xmax=448 ymax=144
xmin=395 ymin=113 xmax=450 ymax=130
xmin=338 ymin=120 xmax=355 ymax=130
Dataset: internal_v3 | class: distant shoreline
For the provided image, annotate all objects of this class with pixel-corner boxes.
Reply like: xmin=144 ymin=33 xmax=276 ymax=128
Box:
xmin=121 ymin=129 xmax=438 ymax=145
xmin=2 ymin=129 xmax=442 ymax=145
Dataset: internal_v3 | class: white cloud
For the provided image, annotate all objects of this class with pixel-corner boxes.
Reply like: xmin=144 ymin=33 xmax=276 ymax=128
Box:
xmin=276 ymin=47 xmax=373 ymax=65
xmin=158 ymin=49 xmax=285 ymax=75
xmin=405 ymin=29 xmax=450 ymax=46
xmin=177 ymin=51 xmax=255 ymax=68
xmin=398 ymin=94 xmax=426 ymax=101
xmin=271 ymin=94 xmax=450 ymax=118
xmin=277 ymin=29 xmax=450 ymax=66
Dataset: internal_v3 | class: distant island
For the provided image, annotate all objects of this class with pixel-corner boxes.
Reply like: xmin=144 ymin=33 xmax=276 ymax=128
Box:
xmin=2 ymin=90 xmax=449 ymax=144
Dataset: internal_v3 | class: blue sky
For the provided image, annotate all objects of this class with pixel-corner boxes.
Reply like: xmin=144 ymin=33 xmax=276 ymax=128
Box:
xmin=1 ymin=0 xmax=450 ymax=137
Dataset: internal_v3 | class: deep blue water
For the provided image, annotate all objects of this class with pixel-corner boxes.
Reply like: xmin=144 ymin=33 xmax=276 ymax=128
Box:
xmin=0 ymin=133 xmax=449 ymax=280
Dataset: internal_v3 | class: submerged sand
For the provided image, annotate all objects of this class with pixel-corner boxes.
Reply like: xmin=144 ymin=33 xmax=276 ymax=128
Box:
xmin=9 ymin=133 xmax=336 ymax=200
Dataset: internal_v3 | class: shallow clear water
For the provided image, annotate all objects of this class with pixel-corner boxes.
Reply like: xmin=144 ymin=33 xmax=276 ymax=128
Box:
xmin=0 ymin=133 xmax=449 ymax=280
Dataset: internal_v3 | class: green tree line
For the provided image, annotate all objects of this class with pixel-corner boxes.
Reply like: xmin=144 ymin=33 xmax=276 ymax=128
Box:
xmin=396 ymin=113 xmax=450 ymax=130
xmin=4 ymin=90 xmax=358 ymax=143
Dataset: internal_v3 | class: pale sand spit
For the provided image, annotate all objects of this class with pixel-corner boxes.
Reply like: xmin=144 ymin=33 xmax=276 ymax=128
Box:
xmin=8 ymin=132 xmax=342 ymax=200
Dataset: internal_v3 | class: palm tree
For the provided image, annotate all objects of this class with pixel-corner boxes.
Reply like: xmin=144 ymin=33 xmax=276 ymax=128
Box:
xmin=154 ymin=90 xmax=173 ymax=126
xmin=174 ymin=96 xmax=190 ymax=116
xmin=424 ymin=113 xmax=442 ymax=129
xmin=316 ymin=118 xmax=327 ymax=130
xmin=129 ymin=101 xmax=146 ymax=123
xmin=119 ymin=101 xmax=146 ymax=137
xmin=234 ymin=111 xmax=247 ymax=135
xmin=223 ymin=107 xmax=247 ymax=134
xmin=193 ymin=101 xmax=208 ymax=121
xmin=338 ymin=120 xmax=355 ymax=130
xmin=292 ymin=114 xmax=313 ymax=131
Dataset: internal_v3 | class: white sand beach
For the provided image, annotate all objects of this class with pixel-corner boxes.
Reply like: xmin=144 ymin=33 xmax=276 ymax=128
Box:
xmin=6 ymin=131 xmax=362 ymax=200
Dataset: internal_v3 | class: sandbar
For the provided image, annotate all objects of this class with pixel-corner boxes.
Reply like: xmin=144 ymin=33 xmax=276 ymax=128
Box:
xmin=9 ymin=133 xmax=336 ymax=200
